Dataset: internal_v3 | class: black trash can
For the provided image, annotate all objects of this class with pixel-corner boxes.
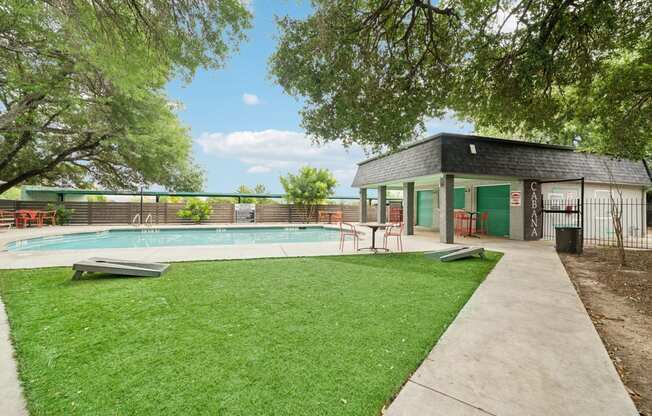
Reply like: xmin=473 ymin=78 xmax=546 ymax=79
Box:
xmin=555 ymin=226 xmax=583 ymax=254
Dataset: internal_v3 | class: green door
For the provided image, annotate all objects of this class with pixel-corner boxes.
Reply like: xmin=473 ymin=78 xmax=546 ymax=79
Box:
xmin=476 ymin=185 xmax=510 ymax=237
xmin=417 ymin=191 xmax=433 ymax=227
xmin=454 ymin=188 xmax=465 ymax=209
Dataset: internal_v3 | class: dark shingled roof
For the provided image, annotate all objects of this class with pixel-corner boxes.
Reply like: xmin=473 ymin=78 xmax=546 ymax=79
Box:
xmin=352 ymin=133 xmax=651 ymax=187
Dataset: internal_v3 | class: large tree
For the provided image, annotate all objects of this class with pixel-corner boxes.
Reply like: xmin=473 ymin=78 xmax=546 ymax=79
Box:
xmin=270 ymin=0 xmax=651 ymax=159
xmin=0 ymin=0 xmax=251 ymax=194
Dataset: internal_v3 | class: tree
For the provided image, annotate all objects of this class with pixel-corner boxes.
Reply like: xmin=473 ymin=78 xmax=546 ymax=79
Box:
xmin=177 ymin=199 xmax=212 ymax=224
xmin=270 ymin=1 xmax=651 ymax=159
xmin=0 ymin=0 xmax=252 ymax=194
xmin=280 ymin=167 xmax=337 ymax=223
xmin=234 ymin=184 xmax=276 ymax=204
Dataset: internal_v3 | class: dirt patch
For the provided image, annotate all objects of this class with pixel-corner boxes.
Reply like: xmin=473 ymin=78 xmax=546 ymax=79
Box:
xmin=560 ymin=248 xmax=652 ymax=415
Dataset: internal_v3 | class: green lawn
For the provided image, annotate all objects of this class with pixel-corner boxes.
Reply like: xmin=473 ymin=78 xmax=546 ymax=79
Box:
xmin=0 ymin=252 xmax=501 ymax=415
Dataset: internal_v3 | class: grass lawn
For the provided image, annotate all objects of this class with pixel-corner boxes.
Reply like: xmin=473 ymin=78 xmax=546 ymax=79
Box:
xmin=0 ymin=252 xmax=501 ymax=415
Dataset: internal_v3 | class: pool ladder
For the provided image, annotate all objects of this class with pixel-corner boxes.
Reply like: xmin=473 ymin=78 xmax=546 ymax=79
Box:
xmin=131 ymin=214 xmax=154 ymax=227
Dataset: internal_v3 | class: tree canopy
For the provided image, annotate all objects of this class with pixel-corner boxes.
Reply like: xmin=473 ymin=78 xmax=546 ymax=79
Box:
xmin=270 ymin=0 xmax=651 ymax=159
xmin=0 ymin=0 xmax=252 ymax=194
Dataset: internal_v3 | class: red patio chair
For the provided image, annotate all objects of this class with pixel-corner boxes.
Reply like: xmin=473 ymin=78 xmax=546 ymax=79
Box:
xmin=454 ymin=211 xmax=470 ymax=236
xmin=383 ymin=222 xmax=404 ymax=252
xmin=339 ymin=222 xmax=361 ymax=252
xmin=39 ymin=210 xmax=58 ymax=226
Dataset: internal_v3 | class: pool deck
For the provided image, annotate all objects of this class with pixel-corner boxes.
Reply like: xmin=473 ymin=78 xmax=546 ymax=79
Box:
xmin=0 ymin=224 xmax=446 ymax=269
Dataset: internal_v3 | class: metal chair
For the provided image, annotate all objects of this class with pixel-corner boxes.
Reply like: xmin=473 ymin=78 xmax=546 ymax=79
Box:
xmin=477 ymin=211 xmax=489 ymax=235
xmin=338 ymin=222 xmax=361 ymax=252
xmin=383 ymin=222 xmax=404 ymax=252
xmin=454 ymin=211 xmax=470 ymax=236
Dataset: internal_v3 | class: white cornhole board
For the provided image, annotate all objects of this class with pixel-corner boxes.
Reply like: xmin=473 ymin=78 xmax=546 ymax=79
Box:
xmin=440 ymin=247 xmax=485 ymax=262
xmin=424 ymin=246 xmax=468 ymax=260
xmin=72 ymin=257 xmax=169 ymax=280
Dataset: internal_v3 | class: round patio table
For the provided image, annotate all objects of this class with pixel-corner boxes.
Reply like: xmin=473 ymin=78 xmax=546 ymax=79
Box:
xmin=357 ymin=222 xmax=390 ymax=253
xmin=465 ymin=211 xmax=480 ymax=238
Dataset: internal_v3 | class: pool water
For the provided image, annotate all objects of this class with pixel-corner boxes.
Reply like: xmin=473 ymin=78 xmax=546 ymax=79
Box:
xmin=5 ymin=227 xmax=341 ymax=252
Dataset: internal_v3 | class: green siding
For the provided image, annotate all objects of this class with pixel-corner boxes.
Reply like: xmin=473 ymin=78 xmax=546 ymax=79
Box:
xmin=476 ymin=185 xmax=510 ymax=237
xmin=454 ymin=188 xmax=465 ymax=209
xmin=416 ymin=191 xmax=433 ymax=227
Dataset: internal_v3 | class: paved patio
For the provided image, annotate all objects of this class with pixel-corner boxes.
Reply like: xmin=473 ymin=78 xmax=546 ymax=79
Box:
xmin=0 ymin=225 xmax=638 ymax=415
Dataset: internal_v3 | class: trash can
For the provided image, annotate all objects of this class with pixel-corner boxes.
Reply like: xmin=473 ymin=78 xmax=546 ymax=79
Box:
xmin=555 ymin=226 xmax=583 ymax=254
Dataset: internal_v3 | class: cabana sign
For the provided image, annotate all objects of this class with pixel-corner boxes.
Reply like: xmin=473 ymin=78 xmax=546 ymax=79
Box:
xmin=235 ymin=203 xmax=256 ymax=223
xmin=523 ymin=180 xmax=542 ymax=240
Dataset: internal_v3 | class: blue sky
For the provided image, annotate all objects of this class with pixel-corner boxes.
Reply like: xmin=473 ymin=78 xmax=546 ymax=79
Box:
xmin=166 ymin=1 xmax=472 ymax=196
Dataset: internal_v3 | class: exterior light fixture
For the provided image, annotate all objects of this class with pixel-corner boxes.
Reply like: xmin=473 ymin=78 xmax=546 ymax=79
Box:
xmin=469 ymin=144 xmax=477 ymax=154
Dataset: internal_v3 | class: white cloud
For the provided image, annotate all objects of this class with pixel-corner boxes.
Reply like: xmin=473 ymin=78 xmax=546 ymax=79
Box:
xmin=247 ymin=165 xmax=271 ymax=173
xmin=196 ymin=129 xmax=366 ymax=185
xmin=242 ymin=93 xmax=260 ymax=106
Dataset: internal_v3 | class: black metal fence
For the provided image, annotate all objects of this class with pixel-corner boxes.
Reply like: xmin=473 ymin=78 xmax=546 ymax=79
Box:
xmin=543 ymin=198 xmax=649 ymax=249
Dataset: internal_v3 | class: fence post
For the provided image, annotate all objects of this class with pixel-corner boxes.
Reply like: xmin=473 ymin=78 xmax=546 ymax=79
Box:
xmin=88 ymin=202 xmax=93 ymax=225
xmin=288 ymin=204 xmax=292 ymax=223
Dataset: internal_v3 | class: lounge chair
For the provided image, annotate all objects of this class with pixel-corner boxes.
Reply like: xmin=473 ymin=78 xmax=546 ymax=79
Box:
xmin=72 ymin=257 xmax=169 ymax=280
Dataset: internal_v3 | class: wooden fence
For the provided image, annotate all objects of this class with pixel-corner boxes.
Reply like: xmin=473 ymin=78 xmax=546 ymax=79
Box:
xmin=0 ymin=200 xmax=376 ymax=225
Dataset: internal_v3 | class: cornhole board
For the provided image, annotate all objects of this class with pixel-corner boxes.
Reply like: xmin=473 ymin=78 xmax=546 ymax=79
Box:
xmin=440 ymin=247 xmax=485 ymax=262
xmin=72 ymin=257 xmax=169 ymax=280
xmin=424 ymin=247 xmax=468 ymax=260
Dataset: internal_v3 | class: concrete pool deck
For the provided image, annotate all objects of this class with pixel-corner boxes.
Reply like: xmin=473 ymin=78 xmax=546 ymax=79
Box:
xmin=0 ymin=224 xmax=447 ymax=269
xmin=0 ymin=225 xmax=638 ymax=415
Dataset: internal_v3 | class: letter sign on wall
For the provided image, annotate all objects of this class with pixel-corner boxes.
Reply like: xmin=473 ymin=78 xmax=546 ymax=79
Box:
xmin=523 ymin=180 xmax=542 ymax=240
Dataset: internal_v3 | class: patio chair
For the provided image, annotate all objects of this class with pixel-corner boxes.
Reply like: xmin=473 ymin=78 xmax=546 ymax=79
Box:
xmin=14 ymin=211 xmax=35 ymax=228
xmin=339 ymin=222 xmax=361 ymax=252
xmin=39 ymin=210 xmax=57 ymax=226
xmin=477 ymin=211 xmax=489 ymax=235
xmin=454 ymin=211 xmax=470 ymax=236
xmin=0 ymin=210 xmax=14 ymax=231
xmin=383 ymin=222 xmax=404 ymax=252
xmin=331 ymin=211 xmax=343 ymax=223
xmin=318 ymin=211 xmax=328 ymax=223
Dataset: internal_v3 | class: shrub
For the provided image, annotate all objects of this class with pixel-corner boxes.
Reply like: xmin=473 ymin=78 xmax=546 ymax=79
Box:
xmin=177 ymin=199 xmax=212 ymax=224
xmin=46 ymin=203 xmax=75 ymax=225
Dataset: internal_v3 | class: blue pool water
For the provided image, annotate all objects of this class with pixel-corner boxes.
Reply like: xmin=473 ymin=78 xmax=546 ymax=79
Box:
xmin=5 ymin=227 xmax=341 ymax=252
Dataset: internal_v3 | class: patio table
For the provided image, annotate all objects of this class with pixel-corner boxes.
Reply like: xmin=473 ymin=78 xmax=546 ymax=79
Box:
xmin=465 ymin=211 xmax=480 ymax=238
xmin=357 ymin=222 xmax=390 ymax=253
xmin=15 ymin=210 xmax=41 ymax=228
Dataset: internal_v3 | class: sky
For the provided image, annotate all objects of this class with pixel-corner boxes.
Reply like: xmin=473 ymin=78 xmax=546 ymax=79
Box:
xmin=166 ymin=1 xmax=473 ymax=197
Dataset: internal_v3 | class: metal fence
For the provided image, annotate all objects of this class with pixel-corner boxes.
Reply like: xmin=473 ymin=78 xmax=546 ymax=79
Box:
xmin=542 ymin=198 xmax=649 ymax=249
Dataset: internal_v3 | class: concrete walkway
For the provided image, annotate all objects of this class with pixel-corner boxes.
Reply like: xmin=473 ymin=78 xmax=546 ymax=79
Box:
xmin=0 ymin=298 xmax=28 ymax=416
xmin=387 ymin=239 xmax=638 ymax=416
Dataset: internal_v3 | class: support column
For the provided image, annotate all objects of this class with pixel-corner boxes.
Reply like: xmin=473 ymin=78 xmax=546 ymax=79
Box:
xmin=439 ymin=174 xmax=454 ymax=243
xmin=359 ymin=188 xmax=368 ymax=223
xmin=377 ymin=185 xmax=387 ymax=223
xmin=402 ymin=182 xmax=414 ymax=235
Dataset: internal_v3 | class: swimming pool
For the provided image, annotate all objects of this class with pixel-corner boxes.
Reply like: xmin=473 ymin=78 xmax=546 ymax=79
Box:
xmin=5 ymin=227 xmax=341 ymax=252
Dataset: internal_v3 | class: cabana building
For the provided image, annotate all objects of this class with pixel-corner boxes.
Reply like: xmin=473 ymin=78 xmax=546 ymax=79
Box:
xmin=352 ymin=133 xmax=651 ymax=244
